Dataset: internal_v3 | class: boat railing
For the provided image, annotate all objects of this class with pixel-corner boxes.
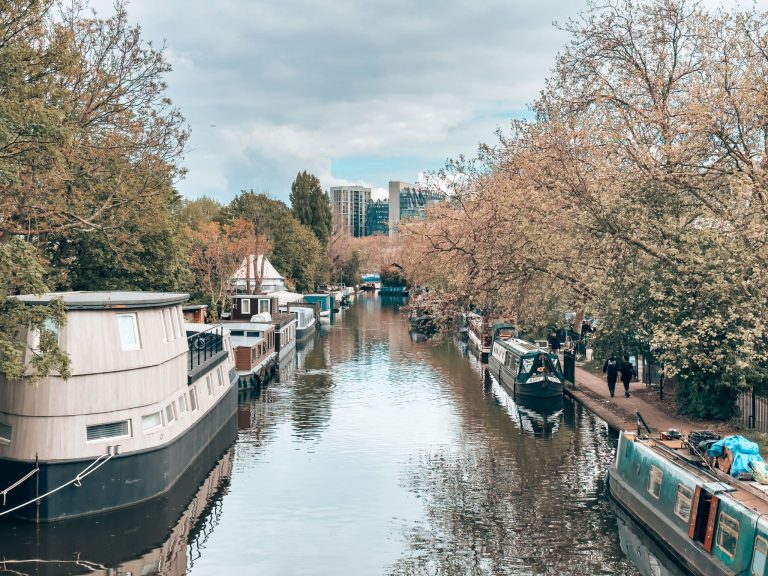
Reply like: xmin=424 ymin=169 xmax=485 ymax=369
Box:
xmin=187 ymin=325 xmax=227 ymax=380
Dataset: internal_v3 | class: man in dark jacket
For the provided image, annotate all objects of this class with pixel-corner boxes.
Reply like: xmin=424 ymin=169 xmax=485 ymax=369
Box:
xmin=619 ymin=354 xmax=635 ymax=397
xmin=603 ymin=354 xmax=619 ymax=397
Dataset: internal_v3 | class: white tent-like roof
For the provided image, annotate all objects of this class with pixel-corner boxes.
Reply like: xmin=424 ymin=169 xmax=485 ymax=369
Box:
xmin=232 ymin=255 xmax=284 ymax=283
xmin=270 ymin=289 xmax=305 ymax=305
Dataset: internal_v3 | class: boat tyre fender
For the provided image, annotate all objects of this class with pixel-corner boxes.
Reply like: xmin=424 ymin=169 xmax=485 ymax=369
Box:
xmin=195 ymin=338 xmax=206 ymax=351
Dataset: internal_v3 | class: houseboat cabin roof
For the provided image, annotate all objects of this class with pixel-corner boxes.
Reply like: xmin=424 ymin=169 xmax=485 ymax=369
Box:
xmin=497 ymin=338 xmax=541 ymax=356
xmin=14 ymin=291 xmax=189 ymax=310
xmin=272 ymin=312 xmax=297 ymax=329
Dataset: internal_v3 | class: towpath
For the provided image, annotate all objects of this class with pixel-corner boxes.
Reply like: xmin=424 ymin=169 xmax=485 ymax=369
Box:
xmin=565 ymin=366 xmax=724 ymax=436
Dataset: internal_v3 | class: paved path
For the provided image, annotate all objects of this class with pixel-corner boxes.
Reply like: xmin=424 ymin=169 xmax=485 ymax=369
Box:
xmin=566 ymin=366 xmax=696 ymax=435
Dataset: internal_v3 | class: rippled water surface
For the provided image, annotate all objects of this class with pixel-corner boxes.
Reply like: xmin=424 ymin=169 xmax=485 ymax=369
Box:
xmin=0 ymin=294 xmax=661 ymax=575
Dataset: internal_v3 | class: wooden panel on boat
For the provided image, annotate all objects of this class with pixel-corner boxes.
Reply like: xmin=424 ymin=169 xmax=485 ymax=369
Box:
xmin=689 ymin=485 xmax=702 ymax=539
xmin=658 ymin=440 xmax=685 ymax=449
xmin=703 ymin=496 xmax=720 ymax=552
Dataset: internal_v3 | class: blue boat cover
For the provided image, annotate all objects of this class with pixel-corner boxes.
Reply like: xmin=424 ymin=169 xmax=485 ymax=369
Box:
xmin=707 ymin=435 xmax=764 ymax=476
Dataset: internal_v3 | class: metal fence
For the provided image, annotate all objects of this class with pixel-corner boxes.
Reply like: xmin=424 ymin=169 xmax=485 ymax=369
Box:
xmin=188 ymin=325 xmax=225 ymax=372
xmin=737 ymin=387 xmax=768 ymax=433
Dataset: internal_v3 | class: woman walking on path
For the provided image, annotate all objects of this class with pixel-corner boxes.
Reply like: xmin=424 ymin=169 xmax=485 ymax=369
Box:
xmin=603 ymin=354 xmax=619 ymax=397
xmin=619 ymin=354 xmax=635 ymax=397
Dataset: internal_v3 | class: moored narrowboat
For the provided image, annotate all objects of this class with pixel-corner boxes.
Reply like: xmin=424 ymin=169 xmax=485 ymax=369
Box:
xmin=0 ymin=292 xmax=238 ymax=522
xmin=608 ymin=431 xmax=768 ymax=576
xmin=488 ymin=330 xmax=564 ymax=398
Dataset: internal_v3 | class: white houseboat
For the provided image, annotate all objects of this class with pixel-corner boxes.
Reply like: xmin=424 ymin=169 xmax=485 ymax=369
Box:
xmin=0 ymin=292 xmax=238 ymax=522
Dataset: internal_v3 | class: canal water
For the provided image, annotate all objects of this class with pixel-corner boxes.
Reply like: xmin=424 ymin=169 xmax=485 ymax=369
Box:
xmin=0 ymin=293 xmax=677 ymax=575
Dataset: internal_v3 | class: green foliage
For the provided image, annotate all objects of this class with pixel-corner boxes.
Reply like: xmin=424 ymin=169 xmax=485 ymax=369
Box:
xmin=290 ymin=171 xmax=332 ymax=245
xmin=0 ymin=238 xmax=69 ymax=381
xmin=341 ymin=250 xmax=361 ymax=287
xmin=228 ymin=191 xmax=327 ymax=292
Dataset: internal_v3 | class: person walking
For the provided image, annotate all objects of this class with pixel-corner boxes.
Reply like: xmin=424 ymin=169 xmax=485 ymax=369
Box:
xmin=548 ymin=331 xmax=560 ymax=354
xmin=603 ymin=354 xmax=619 ymax=397
xmin=619 ymin=354 xmax=635 ymax=397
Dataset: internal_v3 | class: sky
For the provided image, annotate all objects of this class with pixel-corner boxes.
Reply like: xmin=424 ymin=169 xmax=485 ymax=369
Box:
xmin=91 ymin=0 xmax=765 ymax=203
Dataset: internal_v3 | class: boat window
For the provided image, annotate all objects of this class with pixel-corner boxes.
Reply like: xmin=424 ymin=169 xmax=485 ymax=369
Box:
xmin=674 ymin=484 xmax=693 ymax=521
xmin=160 ymin=310 xmax=168 ymax=342
xmin=647 ymin=465 xmax=663 ymax=499
xmin=217 ymin=366 xmax=224 ymax=386
xmin=0 ymin=422 xmax=11 ymax=445
xmin=751 ymin=536 xmax=768 ymax=576
xmin=176 ymin=308 xmax=184 ymax=336
xmin=117 ymin=314 xmax=141 ymax=350
xmin=206 ymin=374 xmax=214 ymax=396
xmin=178 ymin=394 xmax=187 ymax=414
xmin=87 ymin=420 xmax=131 ymax=442
xmin=190 ymin=387 xmax=198 ymax=411
xmin=242 ymin=299 xmax=251 ymax=315
xmin=521 ymin=357 xmax=534 ymax=374
xmin=259 ymin=299 xmax=270 ymax=314
xmin=230 ymin=330 xmax=244 ymax=336
xmin=165 ymin=404 xmax=176 ymax=423
xmin=717 ymin=512 xmax=739 ymax=558
xmin=142 ymin=412 xmax=162 ymax=432
xmin=163 ymin=309 xmax=173 ymax=341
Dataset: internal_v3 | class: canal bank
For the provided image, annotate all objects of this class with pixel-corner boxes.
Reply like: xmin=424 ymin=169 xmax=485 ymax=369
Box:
xmin=565 ymin=366 xmax=725 ymax=436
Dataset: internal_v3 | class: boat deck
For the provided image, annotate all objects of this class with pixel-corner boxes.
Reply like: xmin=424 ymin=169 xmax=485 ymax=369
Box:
xmin=640 ymin=436 xmax=768 ymax=514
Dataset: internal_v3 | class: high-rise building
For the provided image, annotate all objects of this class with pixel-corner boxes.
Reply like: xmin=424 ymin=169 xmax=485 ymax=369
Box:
xmin=330 ymin=186 xmax=371 ymax=237
xmin=388 ymin=181 xmax=445 ymax=237
xmin=365 ymin=200 xmax=389 ymax=236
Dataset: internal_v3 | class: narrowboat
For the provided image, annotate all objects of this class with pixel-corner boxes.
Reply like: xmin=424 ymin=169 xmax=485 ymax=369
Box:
xmin=225 ymin=322 xmax=277 ymax=387
xmin=0 ymin=292 xmax=238 ymax=522
xmin=466 ymin=312 xmax=492 ymax=361
xmin=488 ymin=370 xmax=564 ymax=438
xmin=488 ymin=329 xmax=564 ymax=398
xmin=608 ymin=431 xmax=768 ymax=576
xmin=303 ymin=293 xmax=333 ymax=323
xmin=270 ymin=313 xmax=297 ymax=360
xmin=285 ymin=304 xmax=317 ymax=341
xmin=360 ymin=273 xmax=381 ymax=291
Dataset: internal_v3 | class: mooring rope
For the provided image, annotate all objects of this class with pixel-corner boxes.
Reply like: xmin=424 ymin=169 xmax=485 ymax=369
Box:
xmin=0 ymin=453 xmax=114 ymax=517
xmin=1 ymin=468 xmax=38 ymax=506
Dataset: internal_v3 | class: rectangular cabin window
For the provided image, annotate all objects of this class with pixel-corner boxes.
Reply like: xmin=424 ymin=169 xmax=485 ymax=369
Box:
xmin=176 ymin=308 xmax=184 ymax=338
xmin=86 ymin=420 xmax=131 ymax=442
xmin=178 ymin=395 xmax=187 ymax=414
xmin=674 ymin=484 xmax=693 ymax=521
xmin=717 ymin=512 xmax=739 ymax=558
xmin=190 ymin=387 xmax=198 ymax=411
xmin=117 ymin=314 xmax=141 ymax=351
xmin=751 ymin=536 xmax=768 ymax=576
xmin=206 ymin=374 xmax=214 ymax=396
xmin=165 ymin=404 xmax=176 ymax=423
xmin=242 ymin=299 xmax=251 ymax=315
xmin=259 ymin=299 xmax=270 ymax=314
xmin=217 ymin=366 xmax=224 ymax=387
xmin=0 ymin=422 xmax=11 ymax=445
xmin=161 ymin=310 xmax=169 ymax=342
xmin=647 ymin=465 xmax=663 ymax=499
xmin=142 ymin=412 xmax=162 ymax=432
xmin=163 ymin=309 xmax=171 ymax=340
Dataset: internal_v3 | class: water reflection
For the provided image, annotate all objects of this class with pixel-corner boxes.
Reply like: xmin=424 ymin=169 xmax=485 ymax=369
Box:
xmin=487 ymin=371 xmax=564 ymax=438
xmin=613 ymin=502 xmax=690 ymax=576
xmin=0 ymin=419 xmax=237 ymax=576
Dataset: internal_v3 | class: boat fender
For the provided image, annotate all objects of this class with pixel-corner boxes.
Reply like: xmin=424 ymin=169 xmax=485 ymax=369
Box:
xmin=195 ymin=338 xmax=206 ymax=351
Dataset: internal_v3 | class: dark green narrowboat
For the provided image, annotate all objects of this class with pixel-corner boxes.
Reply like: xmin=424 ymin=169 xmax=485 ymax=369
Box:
xmin=488 ymin=328 xmax=564 ymax=398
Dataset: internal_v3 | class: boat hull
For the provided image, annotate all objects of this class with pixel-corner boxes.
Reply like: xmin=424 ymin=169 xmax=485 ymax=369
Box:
xmin=0 ymin=384 xmax=238 ymax=522
xmin=489 ymin=354 xmax=563 ymax=398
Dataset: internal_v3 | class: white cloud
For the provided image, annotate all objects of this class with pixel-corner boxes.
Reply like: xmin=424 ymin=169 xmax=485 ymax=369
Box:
xmin=90 ymin=0 xmax=768 ymax=202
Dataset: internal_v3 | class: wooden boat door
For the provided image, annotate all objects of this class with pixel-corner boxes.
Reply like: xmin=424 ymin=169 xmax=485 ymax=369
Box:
xmin=688 ymin=485 xmax=720 ymax=552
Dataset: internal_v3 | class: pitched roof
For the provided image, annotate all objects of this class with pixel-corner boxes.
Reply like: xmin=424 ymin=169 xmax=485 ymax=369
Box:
xmin=232 ymin=254 xmax=284 ymax=281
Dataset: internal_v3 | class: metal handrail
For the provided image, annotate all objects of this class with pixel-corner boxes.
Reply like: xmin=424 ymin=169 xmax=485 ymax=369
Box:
xmin=188 ymin=325 xmax=225 ymax=372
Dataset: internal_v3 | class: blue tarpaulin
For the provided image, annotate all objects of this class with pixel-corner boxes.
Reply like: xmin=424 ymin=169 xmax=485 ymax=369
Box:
xmin=707 ymin=435 xmax=764 ymax=477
